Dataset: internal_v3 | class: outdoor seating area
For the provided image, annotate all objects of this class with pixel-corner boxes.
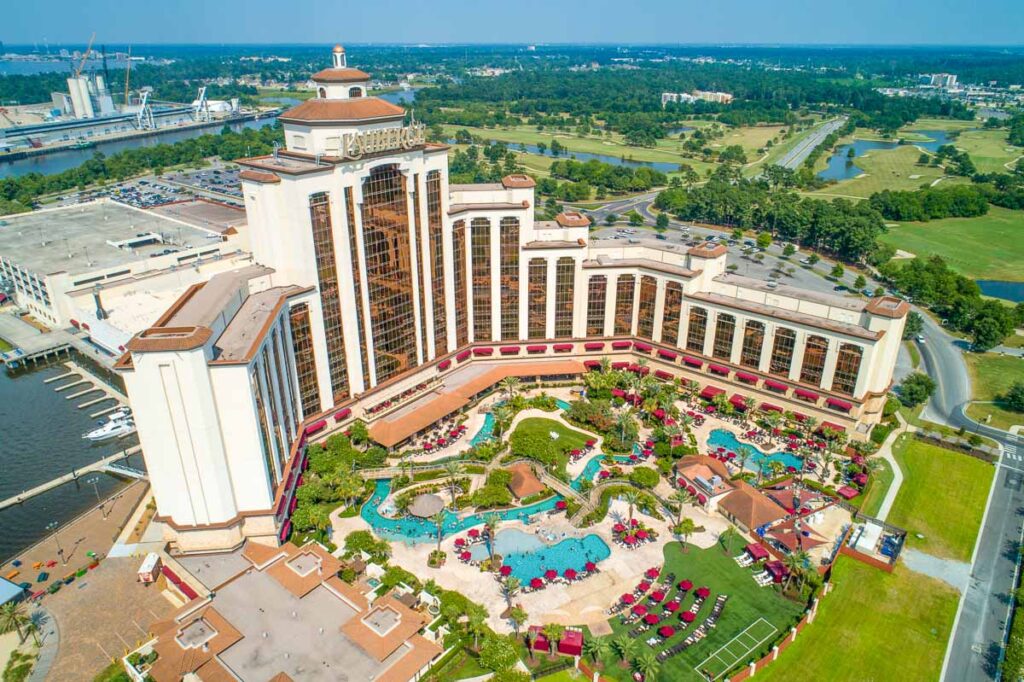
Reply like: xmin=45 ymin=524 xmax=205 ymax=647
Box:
xmin=568 ymin=439 xmax=599 ymax=464
xmin=611 ymin=519 xmax=659 ymax=549
xmin=518 ymin=562 xmax=601 ymax=593
xmin=419 ymin=422 xmax=468 ymax=452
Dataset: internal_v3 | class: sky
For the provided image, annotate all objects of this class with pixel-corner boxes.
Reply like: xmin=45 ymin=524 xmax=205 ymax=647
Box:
xmin=3 ymin=0 xmax=1024 ymax=46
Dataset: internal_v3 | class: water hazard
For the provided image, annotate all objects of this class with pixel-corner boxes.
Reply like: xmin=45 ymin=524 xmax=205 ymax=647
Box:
xmin=817 ymin=129 xmax=956 ymax=182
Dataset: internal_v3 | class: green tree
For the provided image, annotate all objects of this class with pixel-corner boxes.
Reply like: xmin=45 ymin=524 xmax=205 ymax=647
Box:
xmin=541 ymin=623 xmax=565 ymax=656
xmin=756 ymin=232 xmax=772 ymax=249
xmin=854 ymin=274 xmax=867 ymax=289
xmin=623 ymin=490 xmax=640 ymax=525
xmin=604 ymin=213 xmax=617 ymax=226
xmin=808 ymin=253 xmax=820 ymax=266
xmin=1005 ymin=382 xmax=1024 ymax=413
xmin=655 ymin=212 xmax=669 ymax=230
xmin=509 ymin=606 xmax=528 ymax=637
xmin=444 ymin=461 xmax=461 ymax=507
xmin=583 ymin=635 xmax=611 ymax=669
xmin=500 ymin=376 xmax=521 ymax=401
xmin=0 ymin=602 xmax=29 ymax=643
xmin=502 ymin=576 xmax=521 ymax=611
xmin=612 ymin=636 xmax=636 ymax=668
xmin=628 ymin=467 xmax=660 ymax=489
xmin=674 ymin=517 xmax=697 ymax=550
xmin=431 ymin=510 xmax=446 ymax=555
xmin=627 ymin=210 xmax=644 ymax=226
xmin=671 ymin=489 xmax=695 ymax=525
xmin=632 ymin=651 xmax=661 ymax=680
xmin=830 ymin=263 xmax=845 ymax=279
xmin=902 ymin=311 xmax=924 ymax=340
xmin=467 ymin=603 xmax=489 ymax=650
xmin=480 ymin=635 xmax=519 ymax=672
xmin=898 ymin=372 xmax=936 ymax=407
xmin=782 ymin=243 xmax=796 ymax=257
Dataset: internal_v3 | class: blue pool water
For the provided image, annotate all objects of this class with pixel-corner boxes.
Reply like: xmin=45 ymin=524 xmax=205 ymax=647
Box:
xmin=468 ymin=528 xmax=611 ymax=581
xmin=706 ymin=429 xmax=804 ymax=473
xmin=556 ymin=399 xmax=572 ymax=410
xmin=571 ymin=454 xmax=634 ymax=491
xmin=470 ymin=413 xmax=497 ymax=446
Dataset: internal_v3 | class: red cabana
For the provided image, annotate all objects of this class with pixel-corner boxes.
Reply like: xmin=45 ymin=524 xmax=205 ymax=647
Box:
xmin=765 ymin=560 xmax=788 ymax=582
xmin=680 ymin=611 xmax=696 ymax=623
xmin=837 ymin=486 xmax=859 ymax=500
xmin=529 ymin=626 xmax=551 ymax=652
xmin=658 ymin=626 xmax=676 ymax=638
xmin=745 ymin=543 xmax=769 ymax=561
xmin=558 ymin=629 xmax=583 ymax=656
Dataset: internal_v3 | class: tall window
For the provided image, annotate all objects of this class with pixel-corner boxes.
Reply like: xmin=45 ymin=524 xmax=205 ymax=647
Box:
xmin=250 ymin=366 xmax=278 ymax=491
xmin=471 ymin=218 xmax=492 ymax=341
xmin=555 ymin=257 xmax=575 ymax=338
xmin=661 ymin=282 xmax=683 ymax=346
xmin=360 ymin=164 xmax=417 ymax=384
xmin=800 ymin=335 xmax=829 ymax=386
xmin=426 ymin=171 xmax=447 ymax=355
xmin=769 ymin=327 xmax=796 ymax=376
xmin=344 ymin=187 xmax=369 ymax=381
xmin=832 ymin=343 xmax=863 ymax=396
xmin=712 ymin=313 xmax=736 ymax=360
xmin=637 ymin=276 xmax=658 ymax=340
xmin=412 ymin=173 xmax=429 ymax=358
xmin=528 ymin=258 xmax=547 ymax=339
xmin=586 ymin=276 xmax=607 ymax=336
xmin=289 ymin=302 xmax=320 ymax=417
xmin=686 ymin=306 xmax=708 ymax=353
xmin=452 ymin=220 xmax=468 ymax=347
xmin=308 ymin=192 xmax=348 ymax=401
xmin=614 ymin=275 xmax=635 ymax=335
xmin=500 ymin=217 xmax=520 ymax=340
xmin=740 ymin=321 xmax=765 ymax=369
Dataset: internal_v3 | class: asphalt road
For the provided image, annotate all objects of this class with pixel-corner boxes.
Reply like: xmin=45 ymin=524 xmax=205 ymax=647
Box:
xmin=775 ymin=116 xmax=847 ymax=170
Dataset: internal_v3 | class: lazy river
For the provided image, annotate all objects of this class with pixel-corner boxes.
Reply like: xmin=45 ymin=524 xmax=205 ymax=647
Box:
xmin=706 ymin=429 xmax=804 ymax=473
xmin=468 ymin=528 xmax=611 ymax=581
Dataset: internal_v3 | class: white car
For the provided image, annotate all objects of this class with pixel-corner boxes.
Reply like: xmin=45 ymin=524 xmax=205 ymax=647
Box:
xmin=916 ymin=335 xmax=925 ymax=343
xmin=800 ymin=257 xmax=813 ymax=265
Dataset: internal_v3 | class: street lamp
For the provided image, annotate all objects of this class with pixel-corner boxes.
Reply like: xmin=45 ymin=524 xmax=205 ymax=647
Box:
xmin=45 ymin=521 xmax=66 ymax=565
xmin=86 ymin=476 xmax=107 ymax=519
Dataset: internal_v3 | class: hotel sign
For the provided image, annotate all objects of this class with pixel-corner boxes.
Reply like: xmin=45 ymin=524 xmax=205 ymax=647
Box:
xmin=339 ymin=123 xmax=426 ymax=160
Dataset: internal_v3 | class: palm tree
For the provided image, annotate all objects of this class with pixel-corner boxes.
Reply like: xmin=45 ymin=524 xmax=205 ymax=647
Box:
xmin=431 ymin=510 xmax=446 ymax=555
xmin=500 ymin=376 xmax=521 ymax=401
xmin=509 ymin=606 xmax=528 ymax=638
xmin=583 ymin=635 xmax=611 ymax=669
xmin=467 ymin=604 xmax=488 ymax=650
xmin=598 ymin=356 xmax=612 ymax=373
xmin=792 ymin=550 xmax=812 ymax=590
xmin=0 ymin=602 xmax=29 ymax=643
xmin=803 ymin=416 xmax=818 ymax=435
xmin=485 ymin=513 xmax=500 ymax=562
xmin=491 ymin=403 xmax=513 ymax=438
xmin=443 ymin=461 xmax=461 ymax=507
xmin=671 ymin=489 xmax=695 ymax=525
xmin=675 ymin=517 xmax=697 ymax=551
xmin=616 ymin=410 xmax=634 ymax=445
xmin=737 ymin=445 xmax=754 ymax=472
xmin=783 ymin=552 xmax=805 ymax=592
xmin=818 ymin=451 xmax=835 ymax=483
xmin=633 ymin=651 xmax=660 ymax=680
xmin=502 ymin=576 xmax=521 ymax=611
xmin=612 ymin=635 xmax=636 ymax=669
xmin=623 ymin=490 xmax=640 ymax=525
xmin=542 ymin=623 xmax=565 ymax=657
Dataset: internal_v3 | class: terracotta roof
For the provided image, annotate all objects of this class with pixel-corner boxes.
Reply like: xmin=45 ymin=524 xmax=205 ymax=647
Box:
xmin=502 ymin=174 xmax=536 ymax=189
xmin=865 ymin=296 xmax=910 ymax=319
xmin=555 ymin=211 xmax=590 ymax=228
xmin=718 ymin=482 xmax=788 ymax=530
xmin=148 ymin=607 xmax=243 ymax=681
xmin=125 ymin=326 xmax=212 ymax=353
xmin=241 ymin=539 xmax=286 ymax=568
xmin=688 ymin=243 xmax=728 ymax=258
xmin=238 ymin=169 xmax=281 ymax=184
xmin=279 ymin=97 xmax=405 ymax=123
xmin=324 ymin=575 xmax=370 ymax=612
xmin=377 ymin=635 xmax=443 ymax=682
xmin=676 ymin=455 xmax=734 ymax=495
xmin=311 ymin=67 xmax=371 ymax=83
xmin=507 ymin=462 xmax=545 ymax=499
xmin=265 ymin=543 xmax=344 ymax=598
xmin=341 ymin=595 xmax=431 ymax=661
xmin=765 ymin=518 xmax=826 ymax=552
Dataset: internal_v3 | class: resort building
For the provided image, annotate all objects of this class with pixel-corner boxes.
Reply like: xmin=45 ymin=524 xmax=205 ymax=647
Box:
xmin=118 ymin=45 xmax=909 ymax=552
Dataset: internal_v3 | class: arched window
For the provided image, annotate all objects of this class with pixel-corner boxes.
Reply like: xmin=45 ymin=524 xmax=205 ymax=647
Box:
xmin=318 ymin=87 xmax=326 ymax=99
xmin=348 ymin=86 xmax=363 ymax=98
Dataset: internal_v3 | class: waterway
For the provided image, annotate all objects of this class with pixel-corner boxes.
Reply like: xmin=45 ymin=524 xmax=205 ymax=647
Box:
xmin=978 ymin=280 xmax=1024 ymax=303
xmin=0 ymin=58 xmax=131 ymax=76
xmin=817 ymin=129 xmax=955 ymax=182
xmin=1 ymin=117 xmax=279 ymax=178
xmin=0 ymin=356 xmax=144 ymax=562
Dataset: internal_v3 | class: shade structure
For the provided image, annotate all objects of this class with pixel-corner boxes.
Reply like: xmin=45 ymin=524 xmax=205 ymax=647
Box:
xmin=683 ymin=355 xmax=703 ymax=367
xmin=584 ymin=342 xmax=605 ymax=350
xmin=621 ymin=593 xmax=636 ymax=604
xmin=700 ymin=385 xmax=725 ymax=400
xmin=613 ymin=523 xmax=626 ymax=533
xmin=826 ymin=397 xmax=853 ymax=412
xmin=585 ymin=561 xmax=597 ymax=572
xmin=745 ymin=543 xmax=769 ymax=561
xmin=761 ymin=403 xmax=783 ymax=413
xmin=655 ymin=369 xmax=673 ymax=380
xmin=460 ymin=551 xmax=472 ymax=561
xmin=631 ymin=604 xmax=648 ymax=616
xmin=658 ymin=625 xmax=675 ymax=638
xmin=634 ymin=342 xmax=653 ymax=352
xmin=680 ymin=610 xmax=696 ymax=623
xmin=500 ymin=565 xmax=512 ymax=576
xmin=473 ymin=347 xmax=494 ymax=356
xmin=454 ymin=538 xmax=466 ymax=547
xmin=644 ymin=613 xmax=660 ymax=625
xmin=730 ymin=394 xmax=749 ymax=410
xmin=697 ymin=493 xmax=707 ymax=505
xmin=545 ymin=569 xmax=558 ymax=581
xmin=695 ymin=586 xmax=711 ymax=599
xmin=586 ymin=439 xmax=597 ymax=446
xmin=526 ymin=344 xmax=547 ymax=353
xmin=637 ymin=530 xmax=649 ymax=540
xmin=564 ymin=568 xmax=578 ymax=580
xmin=645 ymin=568 xmax=660 ymax=579
xmin=558 ymin=629 xmax=584 ymax=657
xmin=837 ymin=486 xmax=858 ymax=500
xmin=794 ymin=387 xmax=819 ymax=401
xmin=584 ymin=360 xmax=601 ymax=370
xmin=708 ymin=364 xmax=730 ymax=376
xmin=665 ymin=601 xmax=680 ymax=612
xmin=631 ymin=518 xmax=640 ymax=527
xmin=650 ymin=590 xmax=665 ymax=602
xmin=678 ymin=579 xmax=693 ymax=591
xmin=531 ymin=578 xmax=544 ymax=589
xmin=638 ymin=581 xmax=651 ymax=592
xmin=408 ymin=493 xmax=445 ymax=518
xmin=468 ymin=528 xmax=480 ymax=538
xmin=555 ymin=500 xmax=568 ymax=510
xmin=735 ymin=371 xmax=758 ymax=384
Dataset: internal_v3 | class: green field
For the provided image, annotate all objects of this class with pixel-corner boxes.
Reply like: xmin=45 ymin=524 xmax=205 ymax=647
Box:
xmin=879 ymin=206 xmax=1024 ymax=281
xmin=955 ymin=128 xmax=1022 ymax=174
xmin=590 ymin=541 xmax=804 ymax=681
xmin=965 ymin=352 xmax=1024 ymax=430
xmin=755 ymin=557 xmax=958 ymax=682
xmin=511 ymin=417 xmax=592 ymax=452
xmin=901 ymin=118 xmax=982 ymax=132
xmin=857 ymin=457 xmax=894 ymax=518
xmin=886 ymin=435 xmax=994 ymax=562
xmin=811 ymin=144 xmax=951 ymax=200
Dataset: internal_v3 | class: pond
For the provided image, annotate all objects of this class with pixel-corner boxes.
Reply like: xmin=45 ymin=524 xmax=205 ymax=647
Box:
xmin=977 ymin=280 xmax=1024 ymax=303
xmin=452 ymin=138 xmax=682 ymax=173
xmin=817 ymin=129 xmax=956 ymax=182
xmin=468 ymin=528 xmax=611 ymax=582
xmin=706 ymin=428 xmax=804 ymax=473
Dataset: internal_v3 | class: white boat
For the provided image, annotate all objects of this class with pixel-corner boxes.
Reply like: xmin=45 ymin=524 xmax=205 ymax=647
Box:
xmin=83 ymin=413 xmax=136 ymax=441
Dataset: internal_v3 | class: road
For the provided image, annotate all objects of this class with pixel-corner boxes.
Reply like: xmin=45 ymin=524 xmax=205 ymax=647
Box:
xmin=775 ymin=116 xmax=847 ymax=170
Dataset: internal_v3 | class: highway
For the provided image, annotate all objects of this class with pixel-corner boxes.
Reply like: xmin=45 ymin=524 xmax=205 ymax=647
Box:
xmin=774 ymin=116 xmax=847 ymax=169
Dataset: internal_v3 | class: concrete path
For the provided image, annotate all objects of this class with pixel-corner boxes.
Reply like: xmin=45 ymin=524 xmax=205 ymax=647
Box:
xmin=875 ymin=413 xmax=911 ymax=522
xmin=902 ymin=548 xmax=972 ymax=592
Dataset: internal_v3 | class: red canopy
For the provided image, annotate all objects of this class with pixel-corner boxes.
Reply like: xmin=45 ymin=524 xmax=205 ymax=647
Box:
xmin=730 ymin=394 xmax=749 ymax=410
xmin=613 ymin=523 xmax=626 ymax=533
xmin=556 ymin=500 xmax=568 ymax=510
xmin=454 ymin=538 xmax=466 ymax=547
xmin=763 ymin=379 xmax=788 ymax=392
xmin=557 ymin=629 xmax=583 ymax=656
xmin=531 ymin=578 xmax=544 ymax=589
xmin=678 ymin=579 xmax=693 ymax=591
xmin=794 ymin=387 xmax=820 ymax=401
xmin=526 ymin=344 xmax=548 ymax=353
xmin=545 ymin=569 xmax=558 ymax=581
xmin=658 ymin=625 xmax=675 ymax=638
xmin=468 ymin=528 xmax=480 ymax=537
xmin=735 ymin=371 xmax=758 ymax=384
xmin=586 ymin=439 xmax=597 ymax=446
xmin=658 ymin=349 xmax=678 ymax=360
xmin=695 ymin=586 xmax=711 ymax=599
xmin=681 ymin=611 xmax=696 ymax=623
xmin=761 ymin=403 xmax=783 ymax=413
xmin=621 ymin=593 xmax=636 ymax=604
xmin=665 ymin=601 xmax=680 ymax=612
xmin=500 ymin=565 xmax=512 ymax=576
xmin=564 ymin=568 xmax=577 ymax=580
xmin=826 ymin=396 xmax=853 ymax=411
xmin=683 ymin=356 xmax=703 ymax=368
xmin=637 ymin=530 xmax=649 ymax=540
xmin=500 ymin=346 xmax=521 ymax=355
xmin=708 ymin=364 xmax=730 ymax=376
xmin=837 ymin=486 xmax=859 ymax=500
xmin=460 ymin=551 xmax=472 ymax=560
xmin=746 ymin=543 xmax=769 ymax=561
xmin=611 ymin=341 xmax=633 ymax=350
xmin=631 ymin=604 xmax=648 ymax=616
xmin=650 ymin=590 xmax=665 ymax=602
xmin=655 ymin=369 xmax=673 ymax=380
xmin=700 ymin=385 xmax=725 ymax=400
xmin=585 ymin=562 xmax=597 ymax=572
xmin=638 ymin=581 xmax=651 ymax=591
xmin=473 ymin=347 xmax=494 ymax=356
xmin=644 ymin=613 xmax=660 ymax=625
xmin=645 ymin=567 xmax=660 ymax=579
xmin=584 ymin=342 xmax=605 ymax=350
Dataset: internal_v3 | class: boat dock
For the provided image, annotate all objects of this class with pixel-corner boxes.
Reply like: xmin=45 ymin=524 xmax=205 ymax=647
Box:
xmin=0 ymin=313 xmax=119 ymax=371
xmin=0 ymin=445 xmax=143 ymax=512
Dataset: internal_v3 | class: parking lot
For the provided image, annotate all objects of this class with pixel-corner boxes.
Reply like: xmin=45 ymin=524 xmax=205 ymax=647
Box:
xmin=164 ymin=167 xmax=243 ymax=200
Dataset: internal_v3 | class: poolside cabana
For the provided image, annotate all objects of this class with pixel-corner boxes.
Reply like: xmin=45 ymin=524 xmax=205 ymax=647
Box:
xmin=745 ymin=543 xmax=769 ymax=562
xmin=558 ymin=629 xmax=583 ymax=656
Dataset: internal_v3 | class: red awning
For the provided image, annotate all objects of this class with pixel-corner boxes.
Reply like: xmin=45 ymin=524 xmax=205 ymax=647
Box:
xmin=735 ymin=371 xmax=758 ymax=383
xmin=612 ymin=361 xmax=629 ymax=369
xmin=683 ymin=356 xmax=703 ymax=368
xmin=634 ymin=342 xmax=653 ymax=352
xmin=611 ymin=341 xmax=632 ymax=350
xmin=729 ymin=394 xmax=749 ymax=410
xmin=333 ymin=408 xmax=351 ymax=421
xmin=456 ymin=350 xmax=472 ymax=361
xmin=761 ymin=403 xmax=783 ymax=413
xmin=826 ymin=397 xmax=853 ymax=411
xmin=304 ymin=420 xmax=327 ymax=435
xmin=700 ymin=385 xmax=725 ymax=400
xmin=654 ymin=370 xmax=673 ymax=380
xmin=437 ymin=359 xmax=452 ymax=370
xmin=526 ymin=345 xmax=547 ymax=353
xmin=745 ymin=543 xmax=769 ymax=561
xmin=500 ymin=346 xmax=521 ymax=354
xmin=794 ymin=388 xmax=820 ymax=401
xmin=708 ymin=364 xmax=730 ymax=375
xmin=611 ymin=388 xmax=626 ymax=398
xmin=658 ymin=349 xmax=678 ymax=360
xmin=553 ymin=343 xmax=574 ymax=352
xmin=819 ymin=421 xmax=846 ymax=433
xmin=584 ymin=360 xmax=601 ymax=369
xmin=473 ymin=347 xmax=494 ymax=356
xmin=763 ymin=379 xmax=788 ymax=392
xmin=584 ymin=342 xmax=605 ymax=350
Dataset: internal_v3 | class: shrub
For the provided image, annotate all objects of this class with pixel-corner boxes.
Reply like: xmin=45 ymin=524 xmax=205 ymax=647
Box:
xmin=870 ymin=422 xmax=895 ymax=445
xmin=628 ymin=467 xmax=660 ymax=489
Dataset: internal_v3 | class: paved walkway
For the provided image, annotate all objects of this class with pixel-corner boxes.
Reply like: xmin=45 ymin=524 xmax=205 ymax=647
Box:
xmin=875 ymin=412 xmax=911 ymax=521
xmin=902 ymin=548 xmax=972 ymax=592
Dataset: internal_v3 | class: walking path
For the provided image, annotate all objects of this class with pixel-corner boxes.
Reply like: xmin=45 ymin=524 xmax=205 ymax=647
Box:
xmin=875 ymin=412 xmax=912 ymax=521
xmin=902 ymin=548 xmax=972 ymax=592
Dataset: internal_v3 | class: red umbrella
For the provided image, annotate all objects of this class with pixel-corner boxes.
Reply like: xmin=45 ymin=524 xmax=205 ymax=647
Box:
xmin=624 ymin=535 xmax=637 ymax=545
xmin=585 ymin=562 xmax=597 ymax=572
xmin=665 ymin=601 xmax=680 ymax=612
xmin=629 ymin=454 xmax=638 ymax=461
xmin=621 ymin=593 xmax=636 ymax=604
xmin=717 ymin=447 xmax=725 ymax=453
xmin=637 ymin=530 xmax=649 ymax=540
xmin=631 ymin=519 xmax=640 ymax=527
xmin=586 ymin=439 xmax=597 ymax=446
xmin=644 ymin=613 xmax=660 ymax=625
xmin=678 ymin=579 xmax=693 ymax=591
xmin=531 ymin=578 xmax=544 ymax=589
xmin=638 ymin=581 xmax=651 ymax=592
xmin=631 ymin=604 xmax=648 ymax=616
xmin=468 ymin=528 xmax=480 ymax=538
xmin=680 ymin=611 xmax=696 ymax=623
xmin=676 ymin=478 xmax=686 ymax=487
xmin=650 ymin=590 xmax=665 ymax=602
xmin=696 ymin=586 xmax=711 ymax=599
xmin=564 ymin=568 xmax=578 ymax=580
xmin=454 ymin=538 xmax=466 ymax=547
xmin=613 ymin=523 xmax=626 ymax=533
xmin=545 ymin=569 xmax=558 ymax=581
xmin=658 ymin=625 xmax=675 ymax=638
xmin=599 ymin=470 xmax=611 ymax=479
xmin=460 ymin=551 xmax=471 ymax=561
xmin=555 ymin=500 xmax=568 ymax=510
xmin=499 ymin=565 xmax=512 ymax=577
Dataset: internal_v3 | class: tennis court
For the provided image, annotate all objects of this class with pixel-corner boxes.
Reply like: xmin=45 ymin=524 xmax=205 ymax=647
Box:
xmin=694 ymin=617 xmax=779 ymax=680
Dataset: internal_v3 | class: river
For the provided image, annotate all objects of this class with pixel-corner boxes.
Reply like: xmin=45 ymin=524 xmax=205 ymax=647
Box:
xmin=0 ymin=356 xmax=144 ymax=562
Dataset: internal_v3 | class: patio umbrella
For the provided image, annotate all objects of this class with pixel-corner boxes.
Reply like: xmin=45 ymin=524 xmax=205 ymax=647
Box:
xmin=555 ymin=500 xmax=568 ymax=510
xmin=681 ymin=611 xmax=696 ymax=623
xmin=717 ymin=447 xmax=725 ymax=453
xmin=571 ymin=449 xmax=582 ymax=456
xmin=638 ymin=581 xmax=651 ymax=592
xmin=585 ymin=562 xmax=597 ymax=572
xmin=687 ymin=485 xmax=697 ymax=495
xmin=637 ymin=530 xmax=649 ymax=540
xmin=564 ymin=568 xmax=577 ymax=580
xmin=468 ymin=528 xmax=480 ymax=538
xmin=599 ymin=470 xmax=611 ymax=479
xmin=728 ymin=452 xmax=736 ymax=460
xmin=665 ymin=601 xmax=680 ymax=612
xmin=624 ymin=535 xmax=637 ymax=545
xmin=645 ymin=440 xmax=654 ymax=447
xmin=787 ymin=466 xmax=797 ymax=473
xmin=500 ymin=565 xmax=512 ymax=577
xmin=613 ymin=523 xmax=626 ymax=533
xmin=658 ymin=626 xmax=675 ymax=638
xmin=676 ymin=478 xmax=686 ymax=487
xmin=678 ymin=579 xmax=693 ymax=591
xmin=631 ymin=604 xmax=648 ymax=616
xmin=586 ymin=439 xmax=597 ymax=447
xmin=621 ymin=593 xmax=636 ymax=604
xmin=545 ymin=569 xmax=558 ymax=581
xmin=460 ymin=551 xmax=471 ymax=561
xmin=629 ymin=454 xmax=638 ymax=461
xmin=650 ymin=590 xmax=665 ymax=602
xmin=696 ymin=586 xmax=711 ymax=599
xmin=631 ymin=519 xmax=640 ymax=527
xmin=531 ymin=578 xmax=544 ymax=589
xmin=644 ymin=613 xmax=660 ymax=625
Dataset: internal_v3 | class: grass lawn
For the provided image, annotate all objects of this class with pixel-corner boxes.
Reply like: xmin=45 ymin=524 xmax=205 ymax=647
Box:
xmin=964 ymin=352 xmax=1024 ymax=430
xmin=904 ymin=341 xmax=922 ymax=369
xmin=256 ymin=87 xmax=314 ymax=102
xmin=511 ymin=417 xmax=592 ymax=454
xmin=811 ymin=145 xmax=950 ymax=200
xmin=886 ymin=435 xmax=994 ymax=562
xmin=536 ymin=671 xmax=588 ymax=682
xmin=878 ymin=206 xmax=1024 ymax=281
xmin=589 ymin=541 xmax=804 ymax=681
xmin=755 ymin=557 xmax=958 ymax=682
xmin=955 ymin=128 xmax=1022 ymax=174
xmin=1003 ymin=334 xmax=1024 ymax=349
xmin=857 ymin=456 xmax=894 ymax=518
xmin=901 ymin=118 xmax=982 ymax=132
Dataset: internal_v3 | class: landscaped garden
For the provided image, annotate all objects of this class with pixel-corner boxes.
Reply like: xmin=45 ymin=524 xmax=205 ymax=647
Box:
xmin=755 ymin=557 xmax=958 ymax=682
xmin=886 ymin=435 xmax=994 ymax=562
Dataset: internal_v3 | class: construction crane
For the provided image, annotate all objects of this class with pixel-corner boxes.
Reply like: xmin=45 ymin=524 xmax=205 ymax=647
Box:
xmin=123 ymin=46 xmax=132 ymax=105
xmin=74 ymin=32 xmax=96 ymax=78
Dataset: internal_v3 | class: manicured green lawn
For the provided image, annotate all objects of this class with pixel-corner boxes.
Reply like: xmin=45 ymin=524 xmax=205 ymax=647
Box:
xmin=511 ymin=417 xmax=593 ymax=453
xmin=590 ymin=541 xmax=804 ymax=681
xmin=964 ymin=352 xmax=1024 ymax=430
xmin=536 ymin=670 xmax=588 ymax=682
xmin=755 ymin=557 xmax=958 ymax=682
xmin=901 ymin=118 xmax=981 ymax=132
xmin=954 ymin=128 xmax=1021 ymax=174
xmin=811 ymin=145 xmax=951 ymax=199
xmin=887 ymin=435 xmax=994 ymax=562
xmin=857 ymin=456 xmax=894 ymax=518
xmin=879 ymin=206 xmax=1024 ymax=281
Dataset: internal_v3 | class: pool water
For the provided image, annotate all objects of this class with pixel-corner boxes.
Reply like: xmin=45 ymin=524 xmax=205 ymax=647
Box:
xmin=571 ymin=453 xmax=633 ymax=491
xmin=556 ymin=399 xmax=572 ymax=410
xmin=469 ymin=398 xmax=572 ymax=445
xmin=468 ymin=528 xmax=610 ymax=581
xmin=706 ymin=429 xmax=804 ymax=473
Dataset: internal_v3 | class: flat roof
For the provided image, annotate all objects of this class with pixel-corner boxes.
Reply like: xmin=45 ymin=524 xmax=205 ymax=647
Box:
xmin=213 ymin=284 xmax=307 ymax=363
xmin=713 ymin=273 xmax=866 ymax=312
xmin=150 ymin=200 xmax=247 ymax=235
xmin=0 ymin=201 xmax=222 ymax=278
xmin=164 ymin=265 xmax=273 ymax=329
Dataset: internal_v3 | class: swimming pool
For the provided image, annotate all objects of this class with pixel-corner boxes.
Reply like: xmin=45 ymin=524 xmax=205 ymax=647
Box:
xmin=361 ymin=480 xmax=563 ymax=544
xmin=469 ymin=399 xmax=572 ymax=446
xmin=468 ymin=528 xmax=610 ymax=581
xmin=556 ymin=399 xmax=572 ymax=410
xmin=571 ymin=453 xmax=634 ymax=491
xmin=706 ymin=429 xmax=804 ymax=472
